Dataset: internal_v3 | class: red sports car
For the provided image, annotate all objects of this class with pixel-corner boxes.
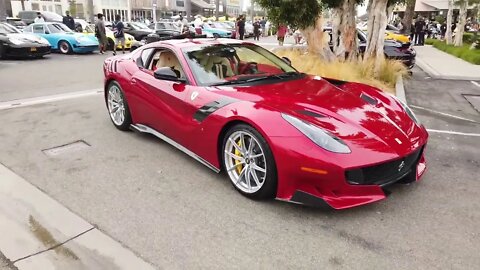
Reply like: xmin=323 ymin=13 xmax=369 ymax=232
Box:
xmin=103 ymin=39 xmax=428 ymax=209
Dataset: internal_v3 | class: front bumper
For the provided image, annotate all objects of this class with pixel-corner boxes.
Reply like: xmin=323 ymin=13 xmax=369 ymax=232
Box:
xmin=72 ymin=44 xmax=98 ymax=53
xmin=271 ymin=136 xmax=428 ymax=210
xmin=5 ymin=44 xmax=51 ymax=58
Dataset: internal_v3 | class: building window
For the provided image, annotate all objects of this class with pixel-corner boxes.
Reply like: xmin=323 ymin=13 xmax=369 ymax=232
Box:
xmin=176 ymin=0 xmax=184 ymax=7
xmin=32 ymin=3 xmax=40 ymax=10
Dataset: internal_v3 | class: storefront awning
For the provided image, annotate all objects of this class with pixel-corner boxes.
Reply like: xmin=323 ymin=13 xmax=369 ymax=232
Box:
xmin=191 ymin=0 xmax=215 ymax=9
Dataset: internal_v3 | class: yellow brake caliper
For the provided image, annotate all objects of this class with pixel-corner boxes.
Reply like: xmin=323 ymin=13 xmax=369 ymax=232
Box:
xmin=235 ymin=139 xmax=243 ymax=174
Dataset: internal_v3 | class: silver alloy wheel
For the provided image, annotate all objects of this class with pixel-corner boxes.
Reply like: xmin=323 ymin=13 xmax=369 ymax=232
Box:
xmin=59 ymin=42 xmax=69 ymax=54
xmin=224 ymin=131 xmax=267 ymax=194
xmin=107 ymin=85 xmax=125 ymax=126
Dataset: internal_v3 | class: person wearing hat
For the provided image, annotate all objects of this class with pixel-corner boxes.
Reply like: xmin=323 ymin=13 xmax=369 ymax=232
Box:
xmin=95 ymin=13 xmax=108 ymax=54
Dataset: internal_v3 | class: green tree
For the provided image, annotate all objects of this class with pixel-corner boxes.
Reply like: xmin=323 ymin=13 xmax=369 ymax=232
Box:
xmin=454 ymin=0 xmax=480 ymax=46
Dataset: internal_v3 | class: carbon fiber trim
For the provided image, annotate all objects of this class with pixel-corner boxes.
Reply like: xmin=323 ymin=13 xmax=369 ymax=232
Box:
xmin=193 ymin=97 xmax=237 ymax=122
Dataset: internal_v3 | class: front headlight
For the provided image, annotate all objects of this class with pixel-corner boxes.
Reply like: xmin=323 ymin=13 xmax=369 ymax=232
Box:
xmin=39 ymin=37 xmax=50 ymax=45
xmin=281 ymin=113 xmax=351 ymax=154
xmin=9 ymin=38 xmax=24 ymax=45
xmin=390 ymin=95 xmax=420 ymax=125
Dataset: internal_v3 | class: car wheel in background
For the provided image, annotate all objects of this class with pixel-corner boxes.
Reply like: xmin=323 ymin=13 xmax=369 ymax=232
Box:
xmin=213 ymin=33 xmax=220 ymax=39
xmin=0 ymin=45 xmax=5 ymax=59
xmin=106 ymin=81 xmax=132 ymax=131
xmin=58 ymin=41 xmax=71 ymax=54
xmin=107 ymin=38 xmax=115 ymax=51
xmin=222 ymin=124 xmax=277 ymax=200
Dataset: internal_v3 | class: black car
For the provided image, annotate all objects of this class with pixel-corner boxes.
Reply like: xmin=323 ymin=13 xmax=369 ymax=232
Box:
xmin=0 ymin=23 xmax=51 ymax=59
xmin=324 ymin=27 xmax=416 ymax=69
xmin=123 ymin=22 xmax=154 ymax=41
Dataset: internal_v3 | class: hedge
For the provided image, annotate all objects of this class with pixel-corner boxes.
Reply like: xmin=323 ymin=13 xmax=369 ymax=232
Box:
xmin=430 ymin=40 xmax=480 ymax=65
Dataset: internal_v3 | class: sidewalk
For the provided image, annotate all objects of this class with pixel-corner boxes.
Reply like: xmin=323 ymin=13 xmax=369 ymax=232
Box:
xmin=414 ymin=45 xmax=480 ymax=80
xmin=0 ymin=163 xmax=156 ymax=270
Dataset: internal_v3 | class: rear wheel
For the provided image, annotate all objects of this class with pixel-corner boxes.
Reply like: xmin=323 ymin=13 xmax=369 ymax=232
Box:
xmin=107 ymin=38 xmax=115 ymax=51
xmin=106 ymin=81 xmax=132 ymax=131
xmin=222 ymin=124 xmax=277 ymax=199
xmin=213 ymin=33 xmax=220 ymax=39
xmin=58 ymin=41 xmax=71 ymax=54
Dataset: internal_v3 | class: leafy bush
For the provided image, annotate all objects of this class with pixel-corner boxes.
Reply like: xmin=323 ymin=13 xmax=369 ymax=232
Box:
xmin=274 ymin=48 xmax=408 ymax=94
xmin=463 ymin=33 xmax=478 ymax=44
xmin=430 ymin=40 xmax=480 ymax=65
xmin=425 ymin=38 xmax=436 ymax=45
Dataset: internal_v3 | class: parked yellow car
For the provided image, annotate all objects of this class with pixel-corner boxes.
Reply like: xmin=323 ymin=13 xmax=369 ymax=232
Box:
xmin=359 ymin=23 xmax=410 ymax=44
xmin=84 ymin=24 xmax=135 ymax=50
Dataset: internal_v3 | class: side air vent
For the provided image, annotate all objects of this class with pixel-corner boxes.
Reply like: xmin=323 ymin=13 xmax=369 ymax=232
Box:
xmin=297 ymin=110 xmax=325 ymax=118
xmin=360 ymin=93 xmax=378 ymax=105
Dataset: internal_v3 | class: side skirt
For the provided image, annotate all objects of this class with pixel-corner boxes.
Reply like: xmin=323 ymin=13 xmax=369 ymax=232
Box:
xmin=130 ymin=124 xmax=221 ymax=173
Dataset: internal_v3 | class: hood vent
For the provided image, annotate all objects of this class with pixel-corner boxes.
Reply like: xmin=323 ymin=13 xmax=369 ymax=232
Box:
xmin=360 ymin=93 xmax=378 ymax=105
xmin=297 ymin=110 xmax=325 ymax=118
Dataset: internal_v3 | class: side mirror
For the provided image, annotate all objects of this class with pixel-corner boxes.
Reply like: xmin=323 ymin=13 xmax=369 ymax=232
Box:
xmin=281 ymin=57 xmax=291 ymax=66
xmin=154 ymin=67 xmax=183 ymax=82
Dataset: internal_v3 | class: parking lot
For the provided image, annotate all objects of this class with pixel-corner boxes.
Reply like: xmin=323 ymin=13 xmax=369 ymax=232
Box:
xmin=1 ymin=52 xmax=479 ymax=269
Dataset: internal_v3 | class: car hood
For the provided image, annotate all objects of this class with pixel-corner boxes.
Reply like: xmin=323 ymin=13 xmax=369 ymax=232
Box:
xmin=214 ymin=76 xmax=425 ymax=156
xmin=7 ymin=33 xmax=49 ymax=44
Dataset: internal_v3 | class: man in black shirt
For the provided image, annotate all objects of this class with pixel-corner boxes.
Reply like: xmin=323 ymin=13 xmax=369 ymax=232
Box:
xmin=414 ymin=17 xmax=426 ymax=45
xmin=63 ymin=11 xmax=75 ymax=31
xmin=237 ymin=15 xmax=245 ymax=40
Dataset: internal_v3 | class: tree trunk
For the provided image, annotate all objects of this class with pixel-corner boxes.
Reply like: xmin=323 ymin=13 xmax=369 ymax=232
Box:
xmin=402 ymin=0 xmax=416 ymax=35
xmin=446 ymin=0 xmax=453 ymax=44
xmin=365 ymin=0 xmax=389 ymax=74
xmin=251 ymin=0 xmax=255 ymax=22
xmin=215 ymin=0 xmax=220 ymax=20
xmin=331 ymin=0 xmax=358 ymax=60
xmin=302 ymin=17 xmax=335 ymax=62
xmin=454 ymin=1 xmax=467 ymax=46
xmin=222 ymin=0 xmax=227 ymax=16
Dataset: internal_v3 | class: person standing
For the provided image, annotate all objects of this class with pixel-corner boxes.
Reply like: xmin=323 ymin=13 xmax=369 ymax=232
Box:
xmin=260 ymin=17 xmax=266 ymax=37
xmin=112 ymin=14 xmax=125 ymax=55
xmin=253 ymin=19 xmax=261 ymax=41
xmin=237 ymin=15 xmax=245 ymax=40
xmin=95 ymin=13 xmax=108 ymax=54
xmin=277 ymin=24 xmax=288 ymax=46
xmin=414 ymin=17 xmax=426 ymax=45
xmin=63 ymin=11 xmax=75 ymax=30
xmin=177 ymin=14 xmax=188 ymax=30
xmin=34 ymin=12 xmax=45 ymax=23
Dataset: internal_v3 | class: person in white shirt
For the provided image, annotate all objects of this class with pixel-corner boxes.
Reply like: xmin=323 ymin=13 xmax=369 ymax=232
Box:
xmin=34 ymin=12 xmax=45 ymax=23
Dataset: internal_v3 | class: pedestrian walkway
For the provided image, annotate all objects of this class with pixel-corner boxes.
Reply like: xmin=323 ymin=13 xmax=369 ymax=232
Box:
xmin=414 ymin=45 xmax=480 ymax=80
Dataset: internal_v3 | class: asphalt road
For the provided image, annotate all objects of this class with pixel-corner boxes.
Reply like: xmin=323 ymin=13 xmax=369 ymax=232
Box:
xmin=0 ymin=54 xmax=479 ymax=269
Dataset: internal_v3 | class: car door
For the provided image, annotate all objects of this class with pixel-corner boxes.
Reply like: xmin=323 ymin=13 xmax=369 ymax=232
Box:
xmin=130 ymin=46 xmax=195 ymax=144
xmin=31 ymin=24 xmax=53 ymax=47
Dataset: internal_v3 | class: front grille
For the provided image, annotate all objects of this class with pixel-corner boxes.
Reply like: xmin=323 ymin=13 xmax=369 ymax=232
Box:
xmin=346 ymin=147 xmax=423 ymax=186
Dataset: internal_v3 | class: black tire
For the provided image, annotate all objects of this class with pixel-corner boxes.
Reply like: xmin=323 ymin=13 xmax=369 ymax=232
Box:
xmin=58 ymin=41 xmax=71 ymax=54
xmin=222 ymin=123 xmax=277 ymax=200
xmin=0 ymin=44 xmax=6 ymax=59
xmin=105 ymin=81 xmax=132 ymax=131
xmin=107 ymin=38 xmax=115 ymax=51
xmin=213 ymin=33 xmax=220 ymax=39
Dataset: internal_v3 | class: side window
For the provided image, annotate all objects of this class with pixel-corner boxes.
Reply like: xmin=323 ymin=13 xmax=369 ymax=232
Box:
xmin=149 ymin=49 xmax=186 ymax=79
xmin=158 ymin=23 xmax=165 ymax=29
xmin=33 ymin=25 xmax=45 ymax=34
xmin=24 ymin=25 xmax=33 ymax=33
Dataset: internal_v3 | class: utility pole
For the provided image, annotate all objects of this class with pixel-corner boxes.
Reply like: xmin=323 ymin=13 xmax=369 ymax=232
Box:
xmin=185 ymin=0 xmax=191 ymax=21
xmin=0 ymin=0 xmax=6 ymax=21
xmin=153 ymin=0 xmax=157 ymax=22
xmin=127 ymin=0 xmax=131 ymax=21
xmin=215 ymin=0 xmax=219 ymax=20
xmin=87 ymin=0 xmax=94 ymax=23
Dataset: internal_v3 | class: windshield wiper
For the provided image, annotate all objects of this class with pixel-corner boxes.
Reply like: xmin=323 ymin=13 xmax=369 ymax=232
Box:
xmin=210 ymin=72 xmax=301 ymax=87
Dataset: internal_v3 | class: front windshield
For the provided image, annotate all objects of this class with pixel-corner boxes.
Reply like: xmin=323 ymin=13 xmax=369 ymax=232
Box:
xmin=183 ymin=44 xmax=298 ymax=86
xmin=157 ymin=22 xmax=177 ymax=30
xmin=0 ymin=23 xmax=19 ymax=34
xmin=48 ymin=23 xmax=73 ymax=33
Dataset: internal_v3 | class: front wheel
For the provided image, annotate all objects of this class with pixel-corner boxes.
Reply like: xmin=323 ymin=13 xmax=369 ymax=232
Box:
xmin=213 ymin=33 xmax=220 ymax=39
xmin=222 ymin=124 xmax=277 ymax=200
xmin=58 ymin=41 xmax=71 ymax=54
xmin=106 ymin=81 xmax=132 ymax=131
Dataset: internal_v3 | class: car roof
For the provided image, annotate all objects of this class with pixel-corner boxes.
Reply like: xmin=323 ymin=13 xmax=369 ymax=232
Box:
xmin=147 ymin=38 xmax=254 ymax=49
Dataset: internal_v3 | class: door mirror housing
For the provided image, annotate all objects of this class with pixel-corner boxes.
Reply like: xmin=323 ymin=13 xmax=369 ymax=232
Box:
xmin=281 ymin=56 xmax=291 ymax=66
xmin=154 ymin=67 xmax=184 ymax=82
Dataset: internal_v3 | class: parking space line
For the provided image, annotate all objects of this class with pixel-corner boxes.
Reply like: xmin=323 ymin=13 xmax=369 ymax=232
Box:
xmin=427 ymin=129 xmax=480 ymax=137
xmin=0 ymin=89 xmax=103 ymax=111
xmin=471 ymin=81 xmax=480 ymax=88
xmin=410 ymin=105 xmax=479 ymax=124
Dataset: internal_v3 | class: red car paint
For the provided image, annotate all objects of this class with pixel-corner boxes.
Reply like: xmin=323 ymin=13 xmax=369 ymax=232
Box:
xmin=104 ymin=39 xmax=428 ymax=209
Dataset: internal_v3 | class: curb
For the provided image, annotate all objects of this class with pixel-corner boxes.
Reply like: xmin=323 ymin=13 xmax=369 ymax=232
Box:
xmin=395 ymin=74 xmax=407 ymax=104
xmin=0 ymin=163 xmax=156 ymax=270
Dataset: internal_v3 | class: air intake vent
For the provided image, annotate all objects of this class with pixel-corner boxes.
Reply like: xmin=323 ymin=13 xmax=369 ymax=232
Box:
xmin=297 ymin=110 xmax=325 ymax=118
xmin=360 ymin=93 xmax=378 ymax=105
